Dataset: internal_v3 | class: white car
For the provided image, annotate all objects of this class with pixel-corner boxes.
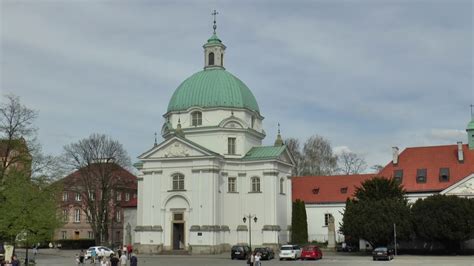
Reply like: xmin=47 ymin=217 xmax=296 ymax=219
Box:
xmin=279 ymin=245 xmax=302 ymax=260
xmin=85 ymin=246 xmax=115 ymax=259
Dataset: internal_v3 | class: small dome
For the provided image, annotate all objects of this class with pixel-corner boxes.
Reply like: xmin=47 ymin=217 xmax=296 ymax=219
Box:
xmin=167 ymin=69 xmax=260 ymax=113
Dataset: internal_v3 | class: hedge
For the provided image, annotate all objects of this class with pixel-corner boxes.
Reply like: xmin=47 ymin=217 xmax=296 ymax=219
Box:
xmin=55 ymin=239 xmax=96 ymax=249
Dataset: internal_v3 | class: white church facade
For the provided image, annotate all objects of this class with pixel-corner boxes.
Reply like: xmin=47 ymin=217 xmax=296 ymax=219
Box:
xmin=133 ymin=26 xmax=294 ymax=254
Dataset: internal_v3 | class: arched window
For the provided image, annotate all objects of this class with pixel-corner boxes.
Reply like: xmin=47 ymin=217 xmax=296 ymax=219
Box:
xmin=251 ymin=116 xmax=255 ymax=128
xmin=191 ymin=111 xmax=202 ymax=126
xmin=221 ymin=53 xmax=223 ymax=66
xmin=251 ymin=177 xmax=261 ymax=192
xmin=172 ymin=173 xmax=185 ymax=190
xmin=280 ymin=178 xmax=284 ymax=194
xmin=208 ymin=52 xmax=215 ymax=65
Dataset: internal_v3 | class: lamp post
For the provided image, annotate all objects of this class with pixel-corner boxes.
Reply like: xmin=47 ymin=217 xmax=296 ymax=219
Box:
xmin=243 ymin=214 xmax=257 ymax=251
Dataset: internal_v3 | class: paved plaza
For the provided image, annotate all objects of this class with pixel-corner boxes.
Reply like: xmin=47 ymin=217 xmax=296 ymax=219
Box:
xmin=14 ymin=249 xmax=474 ymax=266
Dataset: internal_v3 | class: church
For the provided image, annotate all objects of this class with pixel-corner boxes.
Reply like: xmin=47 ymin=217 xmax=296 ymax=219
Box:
xmin=133 ymin=20 xmax=295 ymax=254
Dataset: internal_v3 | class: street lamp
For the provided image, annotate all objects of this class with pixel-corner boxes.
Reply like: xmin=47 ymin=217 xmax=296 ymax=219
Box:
xmin=243 ymin=214 xmax=258 ymax=251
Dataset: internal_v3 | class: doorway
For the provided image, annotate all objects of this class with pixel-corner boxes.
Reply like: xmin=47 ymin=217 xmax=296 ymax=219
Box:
xmin=172 ymin=223 xmax=184 ymax=250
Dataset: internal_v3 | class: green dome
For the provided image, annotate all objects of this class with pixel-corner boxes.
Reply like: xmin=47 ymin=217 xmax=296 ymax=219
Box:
xmin=167 ymin=69 xmax=260 ymax=113
xmin=467 ymin=119 xmax=474 ymax=130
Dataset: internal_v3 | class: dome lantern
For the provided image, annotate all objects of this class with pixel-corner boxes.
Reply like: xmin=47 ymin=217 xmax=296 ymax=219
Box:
xmin=204 ymin=10 xmax=226 ymax=70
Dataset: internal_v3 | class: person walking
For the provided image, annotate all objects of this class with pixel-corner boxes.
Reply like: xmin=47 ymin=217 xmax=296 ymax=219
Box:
xmin=130 ymin=253 xmax=137 ymax=266
xmin=119 ymin=253 xmax=127 ymax=266
xmin=11 ymin=255 xmax=20 ymax=266
xmin=109 ymin=255 xmax=119 ymax=266
xmin=100 ymin=257 xmax=110 ymax=266
xmin=254 ymin=252 xmax=261 ymax=266
xmin=91 ymin=249 xmax=97 ymax=265
xmin=79 ymin=250 xmax=85 ymax=265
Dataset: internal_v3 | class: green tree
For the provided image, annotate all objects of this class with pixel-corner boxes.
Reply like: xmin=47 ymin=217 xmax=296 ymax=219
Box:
xmin=341 ymin=177 xmax=412 ymax=247
xmin=291 ymin=199 xmax=308 ymax=244
xmin=411 ymin=195 xmax=474 ymax=251
xmin=0 ymin=170 xmax=61 ymax=243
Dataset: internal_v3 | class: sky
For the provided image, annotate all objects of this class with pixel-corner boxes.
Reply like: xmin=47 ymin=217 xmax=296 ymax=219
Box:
xmin=1 ymin=0 xmax=473 ymax=171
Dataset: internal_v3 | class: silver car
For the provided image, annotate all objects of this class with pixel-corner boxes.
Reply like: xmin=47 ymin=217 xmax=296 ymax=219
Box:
xmin=85 ymin=246 xmax=115 ymax=259
xmin=279 ymin=245 xmax=301 ymax=260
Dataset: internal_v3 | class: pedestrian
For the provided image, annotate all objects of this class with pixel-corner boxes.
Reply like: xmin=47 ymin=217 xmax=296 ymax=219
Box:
xmin=76 ymin=254 xmax=80 ymax=265
xmin=122 ymin=245 xmax=127 ymax=257
xmin=119 ymin=253 xmax=127 ymax=266
xmin=126 ymin=245 xmax=132 ymax=260
xmin=91 ymin=248 xmax=97 ymax=264
xmin=11 ymin=255 xmax=20 ymax=266
xmin=100 ymin=257 xmax=110 ymax=266
xmin=130 ymin=253 xmax=137 ymax=266
xmin=79 ymin=249 xmax=85 ymax=265
xmin=247 ymin=252 xmax=255 ymax=266
xmin=109 ymin=255 xmax=119 ymax=266
xmin=32 ymin=246 xmax=38 ymax=261
xmin=254 ymin=252 xmax=261 ymax=266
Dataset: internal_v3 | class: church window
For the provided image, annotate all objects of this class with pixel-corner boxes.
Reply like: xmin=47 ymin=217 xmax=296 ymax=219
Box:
xmin=75 ymin=192 xmax=81 ymax=201
xmin=172 ymin=173 xmax=185 ymax=190
xmin=416 ymin=168 xmax=427 ymax=183
xmin=251 ymin=116 xmax=255 ymax=128
xmin=280 ymin=178 xmax=284 ymax=194
xmin=324 ymin=213 xmax=332 ymax=226
xmin=228 ymin=137 xmax=236 ymax=154
xmin=63 ymin=209 xmax=69 ymax=222
xmin=74 ymin=209 xmax=81 ymax=223
xmin=251 ymin=177 xmax=261 ymax=192
xmin=228 ymin=177 xmax=236 ymax=192
xmin=62 ymin=191 xmax=68 ymax=201
xmin=393 ymin=169 xmax=403 ymax=183
xmin=439 ymin=168 xmax=450 ymax=182
xmin=191 ymin=111 xmax=202 ymax=126
xmin=209 ymin=52 xmax=215 ymax=65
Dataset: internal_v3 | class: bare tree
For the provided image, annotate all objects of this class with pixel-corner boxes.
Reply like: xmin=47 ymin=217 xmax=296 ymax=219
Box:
xmin=0 ymin=94 xmax=36 ymax=184
xmin=337 ymin=151 xmax=368 ymax=175
xmin=370 ymin=164 xmax=384 ymax=173
xmin=285 ymin=138 xmax=304 ymax=176
xmin=301 ymin=135 xmax=338 ymax=176
xmin=62 ymin=133 xmax=131 ymax=245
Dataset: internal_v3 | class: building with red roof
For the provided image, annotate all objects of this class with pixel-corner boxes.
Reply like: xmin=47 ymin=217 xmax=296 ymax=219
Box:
xmin=292 ymin=117 xmax=474 ymax=243
xmin=55 ymin=163 xmax=138 ymax=246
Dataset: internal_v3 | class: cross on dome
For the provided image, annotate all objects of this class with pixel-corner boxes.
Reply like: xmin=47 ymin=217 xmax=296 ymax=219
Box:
xmin=212 ymin=10 xmax=219 ymax=34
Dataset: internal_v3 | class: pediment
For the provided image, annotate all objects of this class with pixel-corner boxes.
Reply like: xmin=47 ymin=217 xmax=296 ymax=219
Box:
xmin=441 ymin=173 xmax=474 ymax=196
xmin=219 ymin=116 xmax=248 ymax=129
xmin=139 ymin=137 xmax=216 ymax=159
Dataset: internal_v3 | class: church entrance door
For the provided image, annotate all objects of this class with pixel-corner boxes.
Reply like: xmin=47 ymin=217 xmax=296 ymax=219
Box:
xmin=172 ymin=222 xmax=184 ymax=250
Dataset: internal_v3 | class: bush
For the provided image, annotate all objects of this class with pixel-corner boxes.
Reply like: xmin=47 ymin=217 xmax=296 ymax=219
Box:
xmin=55 ymin=239 xmax=95 ymax=249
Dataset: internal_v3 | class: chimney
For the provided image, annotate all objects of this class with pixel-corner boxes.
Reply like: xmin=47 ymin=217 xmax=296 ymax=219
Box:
xmin=457 ymin=141 xmax=464 ymax=162
xmin=392 ymin=147 xmax=399 ymax=165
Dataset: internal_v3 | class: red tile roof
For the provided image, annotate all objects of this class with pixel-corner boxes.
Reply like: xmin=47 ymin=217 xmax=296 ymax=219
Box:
xmin=292 ymin=174 xmax=375 ymax=204
xmin=62 ymin=163 xmax=137 ymax=189
xmin=379 ymin=144 xmax=474 ymax=193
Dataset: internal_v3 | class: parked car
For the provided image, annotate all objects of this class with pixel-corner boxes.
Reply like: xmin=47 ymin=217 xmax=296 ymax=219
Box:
xmin=336 ymin=242 xmax=359 ymax=252
xmin=300 ymin=245 xmax=323 ymax=260
xmin=254 ymin=247 xmax=275 ymax=260
xmin=85 ymin=246 xmax=114 ymax=260
xmin=231 ymin=245 xmax=251 ymax=260
xmin=279 ymin=245 xmax=301 ymax=260
xmin=372 ymin=247 xmax=394 ymax=261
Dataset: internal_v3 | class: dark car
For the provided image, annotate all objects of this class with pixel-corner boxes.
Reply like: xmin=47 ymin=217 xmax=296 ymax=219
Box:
xmin=336 ymin=243 xmax=359 ymax=252
xmin=254 ymin=247 xmax=275 ymax=260
xmin=300 ymin=245 xmax=323 ymax=260
xmin=231 ymin=245 xmax=251 ymax=260
xmin=372 ymin=247 xmax=394 ymax=261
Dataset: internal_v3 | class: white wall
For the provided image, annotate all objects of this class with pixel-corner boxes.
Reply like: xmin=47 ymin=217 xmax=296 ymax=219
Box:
xmin=305 ymin=203 xmax=346 ymax=243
